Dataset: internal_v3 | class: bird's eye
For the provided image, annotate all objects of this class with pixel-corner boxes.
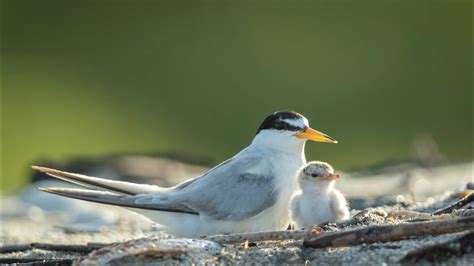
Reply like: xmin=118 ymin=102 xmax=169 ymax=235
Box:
xmin=311 ymin=173 xmax=318 ymax=177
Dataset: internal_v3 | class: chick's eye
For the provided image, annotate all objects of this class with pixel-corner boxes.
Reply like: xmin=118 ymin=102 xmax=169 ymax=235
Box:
xmin=311 ymin=173 xmax=318 ymax=177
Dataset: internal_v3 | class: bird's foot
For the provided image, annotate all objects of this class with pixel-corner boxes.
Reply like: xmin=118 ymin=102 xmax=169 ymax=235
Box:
xmin=310 ymin=226 xmax=324 ymax=236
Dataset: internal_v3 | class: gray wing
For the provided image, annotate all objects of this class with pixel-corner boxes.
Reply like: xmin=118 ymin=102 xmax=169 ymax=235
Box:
xmin=137 ymin=154 xmax=279 ymax=221
xmin=182 ymin=172 xmax=277 ymax=220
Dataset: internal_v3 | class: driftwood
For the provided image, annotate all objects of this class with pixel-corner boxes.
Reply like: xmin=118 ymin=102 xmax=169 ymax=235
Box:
xmin=31 ymin=242 xmax=108 ymax=252
xmin=0 ymin=258 xmax=74 ymax=265
xmin=0 ymin=244 xmax=31 ymax=253
xmin=386 ymin=210 xmax=452 ymax=222
xmin=0 ymin=242 xmax=108 ymax=254
xmin=387 ymin=210 xmax=433 ymax=220
xmin=203 ymin=227 xmax=322 ymax=244
xmin=433 ymin=192 xmax=474 ymax=215
xmin=303 ymin=215 xmax=474 ymax=248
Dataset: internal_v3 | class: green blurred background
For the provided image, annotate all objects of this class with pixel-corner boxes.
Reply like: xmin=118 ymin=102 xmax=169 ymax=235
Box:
xmin=1 ymin=0 xmax=472 ymax=192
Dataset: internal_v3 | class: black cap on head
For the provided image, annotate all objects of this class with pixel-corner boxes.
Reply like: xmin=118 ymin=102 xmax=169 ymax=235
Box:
xmin=256 ymin=111 xmax=307 ymax=134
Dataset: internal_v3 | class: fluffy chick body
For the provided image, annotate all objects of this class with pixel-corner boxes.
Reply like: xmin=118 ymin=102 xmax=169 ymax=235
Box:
xmin=290 ymin=161 xmax=349 ymax=229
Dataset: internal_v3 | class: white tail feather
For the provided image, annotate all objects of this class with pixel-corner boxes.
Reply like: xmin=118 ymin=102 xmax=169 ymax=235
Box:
xmin=32 ymin=166 xmax=171 ymax=195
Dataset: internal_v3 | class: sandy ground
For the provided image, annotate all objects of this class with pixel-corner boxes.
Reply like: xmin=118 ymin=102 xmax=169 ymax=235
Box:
xmin=1 ymin=161 xmax=473 ymax=265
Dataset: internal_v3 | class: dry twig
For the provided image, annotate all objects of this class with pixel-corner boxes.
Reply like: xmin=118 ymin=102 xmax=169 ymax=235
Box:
xmin=31 ymin=242 xmax=107 ymax=252
xmin=0 ymin=244 xmax=31 ymax=253
xmin=0 ymin=242 xmax=108 ymax=254
xmin=0 ymin=258 xmax=74 ymax=265
xmin=203 ymin=227 xmax=322 ymax=244
xmin=386 ymin=210 xmax=450 ymax=221
xmin=433 ymin=192 xmax=474 ymax=215
xmin=304 ymin=215 xmax=474 ymax=248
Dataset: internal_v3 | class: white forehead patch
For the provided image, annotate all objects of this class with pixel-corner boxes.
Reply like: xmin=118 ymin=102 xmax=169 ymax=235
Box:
xmin=281 ymin=117 xmax=308 ymax=128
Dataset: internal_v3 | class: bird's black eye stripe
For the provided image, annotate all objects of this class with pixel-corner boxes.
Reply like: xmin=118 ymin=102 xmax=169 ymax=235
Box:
xmin=274 ymin=119 xmax=302 ymax=131
xmin=311 ymin=173 xmax=318 ymax=177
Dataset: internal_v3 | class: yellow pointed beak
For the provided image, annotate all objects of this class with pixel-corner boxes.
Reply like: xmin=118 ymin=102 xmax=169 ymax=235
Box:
xmin=294 ymin=127 xmax=338 ymax=143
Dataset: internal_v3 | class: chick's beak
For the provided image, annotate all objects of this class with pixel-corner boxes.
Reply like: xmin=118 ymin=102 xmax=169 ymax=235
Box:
xmin=294 ymin=127 xmax=338 ymax=143
xmin=324 ymin=174 xmax=340 ymax=181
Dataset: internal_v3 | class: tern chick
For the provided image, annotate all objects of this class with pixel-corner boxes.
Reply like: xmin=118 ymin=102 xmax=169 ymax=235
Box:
xmin=290 ymin=161 xmax=349 ymax=229
xmin=33 ymin=111 xmax=338 ymax=237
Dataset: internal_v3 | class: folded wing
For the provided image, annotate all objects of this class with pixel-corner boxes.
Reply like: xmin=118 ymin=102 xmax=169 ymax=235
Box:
xmin=154 ymin=156 xmax=279 ymax=220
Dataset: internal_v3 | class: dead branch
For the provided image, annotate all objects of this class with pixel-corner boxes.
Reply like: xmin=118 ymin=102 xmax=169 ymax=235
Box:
xmin=202 ymin=227 xmax=322 ymax=244
xmin=31 ymin=242 xmax=108 ymax=252
xmin=303 ymin=215 xmax=474 ymax=249
xmin=0 ymin=242 xmax=108 ymax=254
xmin=0 ymin=244 xmax=31 ymax=253
xmin=0 ymin=258 xmax=74 ymax=265
xmin=386 ymin=210 xmax=433 ymax=220
xmin=386 ymin=210 xmax=452 ymax=222
xmin=433 ymin=192 xmax=474 ymax=215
